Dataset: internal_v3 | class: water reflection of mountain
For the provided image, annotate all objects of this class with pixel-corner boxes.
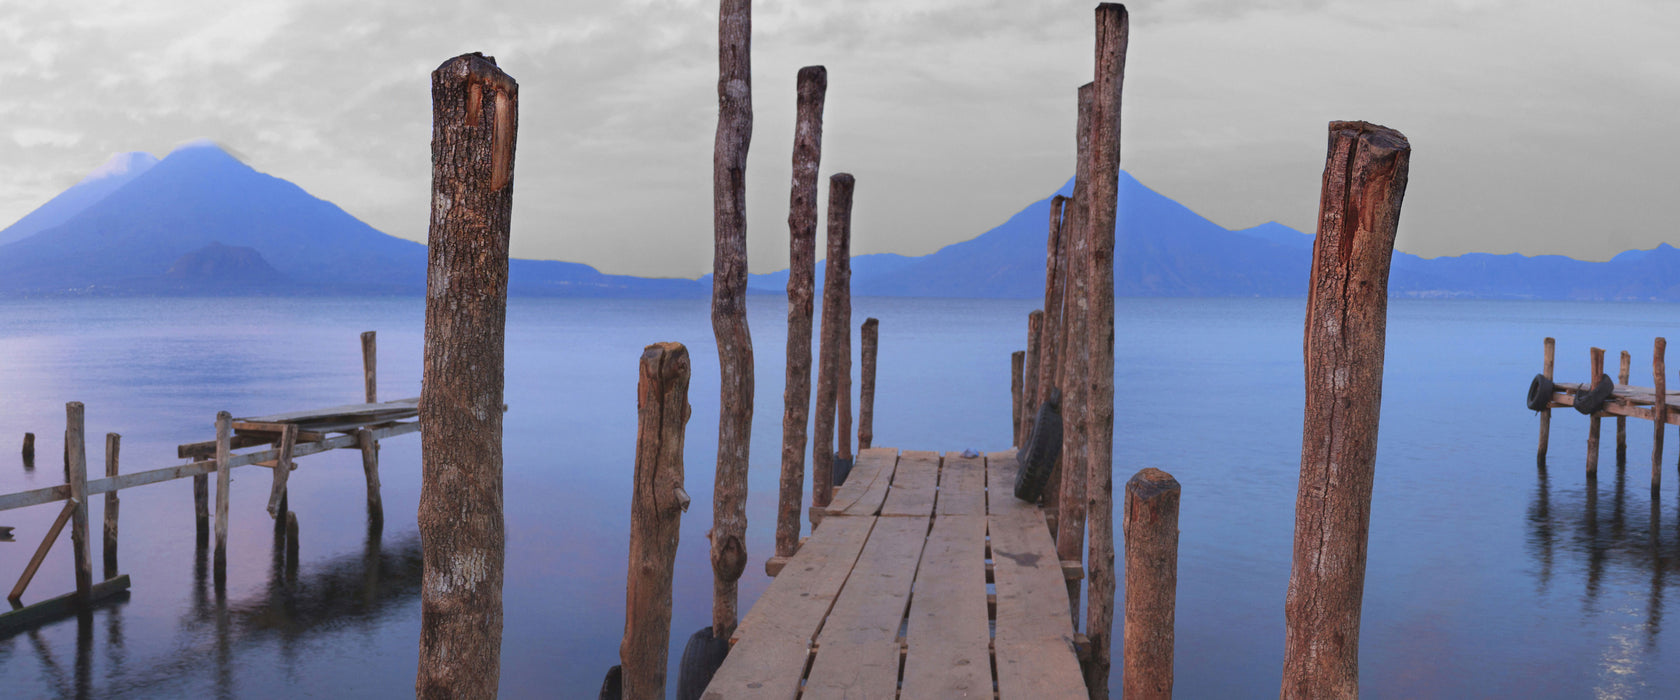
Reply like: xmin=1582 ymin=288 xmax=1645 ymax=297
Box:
xmin=0 ymin=522 xmax=421 ymax=698
xmin=1527 ymin=460 xmax=1669 ymax=641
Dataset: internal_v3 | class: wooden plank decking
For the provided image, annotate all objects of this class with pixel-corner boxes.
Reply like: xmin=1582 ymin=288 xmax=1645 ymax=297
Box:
xmin=704 ymin=448 xmax=1087 ymax=699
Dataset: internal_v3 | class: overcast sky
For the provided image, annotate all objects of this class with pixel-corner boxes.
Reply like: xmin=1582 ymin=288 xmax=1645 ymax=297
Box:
xmin=2 ymin=0 xmax=1676 ymax=278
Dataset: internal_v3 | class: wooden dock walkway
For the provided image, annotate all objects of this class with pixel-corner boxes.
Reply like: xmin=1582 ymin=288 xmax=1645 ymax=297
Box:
xmin=703 ymin=447 xmax=1088 ymax=699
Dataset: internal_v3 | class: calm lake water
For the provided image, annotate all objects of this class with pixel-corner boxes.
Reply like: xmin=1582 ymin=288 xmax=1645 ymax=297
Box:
xmin=2 ymin=296 xmax=1679 ymax=698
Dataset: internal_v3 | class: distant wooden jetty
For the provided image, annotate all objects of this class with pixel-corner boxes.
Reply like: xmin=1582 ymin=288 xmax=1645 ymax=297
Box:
xmin=1532 ymin=336 xmax=1673 ymax=487
xmin=0 ymin=331 xmax=416 ymax=636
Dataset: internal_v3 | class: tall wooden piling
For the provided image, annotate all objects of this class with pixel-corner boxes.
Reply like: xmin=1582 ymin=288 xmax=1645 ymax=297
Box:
xmin=1539 ymin=337 xmax=1555 ymax=461
xmin=1655 ymin=338 xmax=1666 ymax=488
xmin=1083 ymin=5 xmax=1128 ymax=694
xmin=1057 ymin=82 xmax=1096 ymax=622
xmin=1281 ymin=121 xmax=1411 ymax=699
xmin=621 ymin=342 xmax=692 ymax=699
xmin=362 ymin=331 xmax=378 ymax=403
xmin=361 ymin=331 xmax=383 ymax=523
xmin=1012 ymin=351 xmax=1026 ymax=446
xmin=418 ymin=52 xmax=518 ymax=699
xmin=812 ymin=173 xmax=855 ymax=521
xmin=837 ymin=257 xmax=854 ymax=470
xmin=776 ymin=65 xmax=826 ymax=560
xmin=195 ymin=472 xmax=209 ymax=544
xmin=1619 ymin=350 xmax=1631 ymax=464
xmin=103 ymin=433 xmax=120 ymax=580
xmin=859 ymin=317 xmax=878 ymax=450
xmin=1586 ymin=347 xmax=1605 ymax=477
xmin=66 ymin=403 xmax=92 ymax=600
xmin=1123 ymin=468 xmax=1180 ymax=700
xmin=1023 ymin=310 xmax=1044 ymax=443
xmin=213 ymin=411 xmax=232 ymax=580
xmin=1039 ymin=196 xmax=1071 ymax=519
xmin=710 ymin=0 xmax=754 ymax=641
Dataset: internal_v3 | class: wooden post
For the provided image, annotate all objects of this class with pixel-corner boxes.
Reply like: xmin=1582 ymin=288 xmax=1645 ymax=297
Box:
xmin=103 ymin=433 xmax=120 ymax=580
xmin=1280 ymin=121 xmax=1411 ymax=699
xmin=1654 ymin=337 xmax=1666 ymax=488
xmin=1039 ymin=195 xmax=1071 ymax=519
xmin=1012 ymin=351 xmax=1026 ymax=447
xmin=1023 ymin=310 xmax=1044 ymax=443
xmin=65 ymin=403 xmax=92 ymax=600
xmin=22 ymin=432 xmax=34 ymax=463
xmin=1619 ymin=350 xmax=1630 ymax=464
xmin=1588 ymin=347 xmax=1605 ymax=477
xmin=213 ymin=411 xmax=232 ymax=580
xmin=1058 ymin=82 xmax=1096 ymax=623
xmin=620 ymin=342 xmax=692 ymax=699
xmin=362 ymin=330 xmax=378 ymax=403
xmin=360 ymin=330 xmax=383 ymax=524
xmin=194 ymin=472 xmax=210 ymax=545
xmin=266 ymin=424 xmax=298 ymax=519
xmin=419 ymin=52 xmax=518 ymax=699
xmin=812 ymin=173 xmax=855 ymax=522
xmin=859 ymin=317 xmax=878 ymax=450
xmin=1539 ymin=337 xmax=1555 ymax=461
xmin=775 ymin=65 xmax=826 ymax=561
xmin=710 ymin=0 xmax=753 ymax=643
xmin=1084 ymin=6 xmax=1129 ymax=694
xmin=1123 ymin=468 xmax=1180 ymax=700
xmin=837 ymin=249 xmax=854 ymax=471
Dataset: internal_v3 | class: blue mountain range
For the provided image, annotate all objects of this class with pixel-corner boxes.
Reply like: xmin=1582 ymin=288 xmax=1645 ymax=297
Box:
xmin=3 ymin=141 xmax=1675 ymax=300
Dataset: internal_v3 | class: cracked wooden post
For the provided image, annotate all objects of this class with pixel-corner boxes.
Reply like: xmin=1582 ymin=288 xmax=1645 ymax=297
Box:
xmin=1587 ymin=347 xmax=1605 ymax=478
xmin=66 ymin=402 xmax=92 ymax=600
xmin=710 ymin=0 xmax=754 ymax=642
xmin=859 ymin=317 xmax=878 ymax=450
xmin=1618 ymin=350 xmax=1630 ymax=464
xmin=1058 ymin=82 xmax=1096 ymax=624
xmin=1040 ymin=194 xmax=1070 ymax=521
xmin=418 ymin=52 xmax=517 ymax=699
xmin=1084 ymin=5 xmax=1129 ymax=694
xmin=213 ymin=411 xmax=232 ymax=581
xmin=776 ymin=65 xmax=826 ymax=562
xmin=1023 ymin=310 xmax=1044 ymax=444
xmin=103 ymin=432 xmax=120 ymax=580
xmin=620 ymin=342 xmax=692 ymax=700
xmin=1012 ymin=351 xmax=1026 ymax=446
xmin=361 ymin=330 xmax=383 ymax=525
xmin=1539 ymin=337 xmax=1554 ymax=461
xmin=1280 ymin=120 xmax=1410 ymax=699
xmin=362 ymin=331 xmax=378 ymax=402
xmin=1654 ymin=338 xmax=1666 ymax=488
xmin=1123 ymin=468 xmax=1180 ymax=700
xmin=812 ymin=173 xmax=854 ymax=524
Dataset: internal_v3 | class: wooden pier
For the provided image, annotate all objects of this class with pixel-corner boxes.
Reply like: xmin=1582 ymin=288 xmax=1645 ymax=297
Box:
xmin=703 ymin=448 xmax=1088 ymax=699
xmin=1533 ymin=337 xmax=1674 ymax=486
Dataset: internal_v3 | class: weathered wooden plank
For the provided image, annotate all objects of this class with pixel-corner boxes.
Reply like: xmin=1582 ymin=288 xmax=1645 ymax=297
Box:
xmin=994 ymin=638 xmax=1088 ymax=700
xmin=66 ymin=403 xmax=92 ymax=600
xmin=0 ymin=574 xmax=130 ymax=637
xmin=804 ymin=515 xmax=930 ymax=699
xmin=938 ymin=451 xmax=987 ymax=516
xmin=881 ymin=450 xmax=939 ymax=517
xmin=825 ymin=447 xmax=898 ymax=517
xmin=902 ymin=515 xmax=992 ymax=699
xmin=987 ymin=452 xmax=1086 ymax=698
xmin=9 ymin=498 xmax=77 ymax=601
xmin=709 ymin=516 xmax=876 ymax=698
xmin=234 ymin=397 xmax=418 ymax=424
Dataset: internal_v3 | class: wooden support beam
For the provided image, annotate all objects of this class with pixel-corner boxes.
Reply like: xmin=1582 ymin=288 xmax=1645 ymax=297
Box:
xmin=1656 ymin=338 xmax=1667 ymax=488
xmin=1588 ymin=347 xmax=1605 ymax=478
xmin=419 ymin=51 xmax=518 ymax=700
xmin=1619 ymin=350 xmax=1631 ymax=464
xmin=777 ymin=65 xmax=826 ymax=560
xmin=859 ymin=317 xmax=878 ymax=450
xmin=65 ymin=403 xmax=92 ymax=601
xmin=1012 ymin=351 xmax=1026 ymax=447
xmin=1123 ymin=468 xmax=1180 ymax=700
xmin=265 ymin=424 xmax=298 ymax=519
xmin=103 ymin=433 xmax=120 ymax=581
xmin=213 ymin=411 xmax=232 ymax=580
xmin=1540 ymin=337 xmax=1555 ymax=461
xmin=620 ymin=342 xmax=691 ymax=699
xmin=1058 ymin=81 xmax=1096 ymax=629
xmin=9 ymin=498 xmax=77 ymax=602
xmin=812 ymin=173 xmax=855 ymax=521
xmin=1281 ymin=121 xmax=1410 ymax=700
xmin=359 ymin=428 xmax=383 ymax=526
xmin=362 ymin=330 xmax=378 ymax=403
xmin=0 ymin=574 xmax=130 ymax=635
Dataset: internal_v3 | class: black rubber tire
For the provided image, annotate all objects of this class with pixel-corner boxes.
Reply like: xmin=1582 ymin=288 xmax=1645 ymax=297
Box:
xmin=833 ymin=455 xmax=854 ymax=486
xmin=1573 ymin=373 xmax=1614 ymax=415
xmin=1014 ymin=388 xmax=1062 ymax=503
xmin=599 ymin=665 xmax=622 ymax=700
xmin=675 ymin=626 xmax=730 ymax=700
xmin=1526 ymin=373 xmax=1554 ymax=412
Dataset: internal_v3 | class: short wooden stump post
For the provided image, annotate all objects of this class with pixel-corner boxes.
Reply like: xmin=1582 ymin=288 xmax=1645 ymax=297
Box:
xmin=1123 ymin=468 xmax=1180 ymax=700
xmin=1587 ymin=347 xmax=1605 ymax=478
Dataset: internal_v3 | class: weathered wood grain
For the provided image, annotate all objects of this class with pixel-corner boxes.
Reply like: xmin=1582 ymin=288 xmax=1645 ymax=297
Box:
xmin=901 ymin=514 xmax=991 ymax=698
xmin=213 ymin=411 xmax=232 ymax=580
xmin=988 ymin=452 xmax=1087 ymax=699
xmin=65 ymin=403 xmax=92 ymax=600
xmin=361 ymin=330 xmax=378 ymax=403
xmin=812 ymin=173 xmax=855 ymax=520
xmin=825 ymin=447 xmax=898 ymax=517
xmin=103 ymin=433 xmax=119 ymax=580
xmin=804 ymin=515 xmax=929 ymax=699
xmin=1588 ymin=347 xmax=1605 ymax=477
xmin=881 ymin=450 xmax=939 ymax=517
xmin=938 ymin=451 xmax=987 ymax=516
xmin=859 ymin=317 xmax=878 ymax=450
xmin=777 ymin=65 xmax=827 ymax=559
xmin=1539 ymin=337 xmax=1555 ymax=460
xmin=1057 ymin=82 xmax=1096 ymax=627
xmin=1122 ymin=468 xmax=1180 ymax=700
xmin=621 ymin=342 xmax=692 ymax=699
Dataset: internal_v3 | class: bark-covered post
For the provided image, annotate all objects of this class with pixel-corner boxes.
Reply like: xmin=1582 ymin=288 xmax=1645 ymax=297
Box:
xmin=66 ymin=403 xmax=92 ymax=599
xmin=710 ymin=0 xmax=754 ymax=642
xmin=1058 ymin=83 xmax=1096 ymax=621
xmin=1587 ymin=347 xmax=1605 ymax=478
xmin=1039 ymin=196 xmax=1070 ymax=518
xmin=213 ymin=411 xmax=232 ymax=580
xmin=1539 ymin=337 xmax=1555 ymax=461
xmin=1084 ymin=6 xmax=1129 ymax=694
xmin=620 ymin=342 xmax=692 ymax=699
xmin=1012 ymin=351 xmax=1026 ymax=446
xmin=837 ymin=281 xmax=853 ymax=470
xmin=361 ymin=330 xmax=383 ymax=523
xmin=362 ymin=330 xmax=378 ymax=403
xmin=859 ymin=317 xmax=878 ymax=450
xmin=1280 ymin=121 xmax=1411 ymax=699
xmin=1123 ymin=468 xmax=1180 ymax=700
xmin=1023 ymin=310 xmax=1044 ymax=443
xmin=812 ymin=173 xmax=855 ymax=522
xmin=776 ymin=65 xmax=826 ymax=561
xmin=418 ymin=52 xmax=518 ymax=699
xmin=1654 ymin=337 xmax=1666 ymax=488
xmin=103 ymin=432 xmax=120 ymax=580
xmin=1618 ymin=350 xmax=1631 ymax=464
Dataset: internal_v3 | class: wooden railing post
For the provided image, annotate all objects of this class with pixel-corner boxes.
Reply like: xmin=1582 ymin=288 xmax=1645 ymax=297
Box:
xmin=1539 ymin=337 xmax=1555 ymax=461
xmin=103 ymin=432 xmax=120 ymax=580
xmin=66 ymin=402 xmax=92 ymax=600
xmin=859 ymin=317 xmax=878 ymax=450
xmin=1123 ymin=468 xmax=1180 ymax=700
xmin=213 ymin=411 xmax=232 ymax=581
xmin=812 ymin=173 xmax=855 ymax=522
xmin=1588 ymin=347 xmax=1605 ymax=477
xmin=1012 ymin=351 xmax=1026 ymax=447
xmin=620 ymin=342 xmax=692 ymax=700
xmin=418 ymin=52 xmax=518 ymax=699
xmin=776 ymin=65 xmax=827 ymax=562
xmin=1058 ymin=81 xmax=1096 ymax=624
xmin=1618 ymin=350 xmax=1631 ymax=464
xmin=1281 ymin=121 xmax=1411 ymax=699
xmin=1655 ymin=338 xmax=1667 ymax=488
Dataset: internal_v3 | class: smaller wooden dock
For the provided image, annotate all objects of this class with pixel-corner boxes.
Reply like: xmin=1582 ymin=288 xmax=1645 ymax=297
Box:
xmin=703 ymin=448 xmax=1088 ymax=699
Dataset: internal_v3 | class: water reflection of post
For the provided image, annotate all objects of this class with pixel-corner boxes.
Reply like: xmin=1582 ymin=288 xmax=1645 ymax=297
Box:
xmin=1586 ymin=476 xmax=1605 ymax=611
xmin=74 ymin=611 xmax=92 ymax=700
xmin=1531 ymin=462 xmax=1554 ymax=592
xmin=1648 ymin=491 xmax=1664 ymax=647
